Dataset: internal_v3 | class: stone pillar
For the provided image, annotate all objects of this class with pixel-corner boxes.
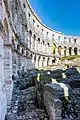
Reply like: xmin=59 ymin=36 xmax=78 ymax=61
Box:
xmin=72 ymin=49 xmax=75 ymax=55
xmin=61 ymin=48 xmax=64 ymax=56
xmin=39 ymin=56 xmax=43 ymax=67
xmin=25 ymin=31 xmax=28 ymax=45
xmin=0 ymin=36 xmax=7 ymax=120
xmin=49 ymin=57 xmax=52 ymax=66
xmin=35 ymin=55 xmax=39 ymax=68
xmin=4 ymin=46 xmax=13 ymax=106
xmin=55 ymin=47 xmax=59 ymax=56
xmin=35 ymin=40 xmax=38 ymax=52
xmin=31 ymin=37 xmax=33 ymax=50
xmin=28 ymin=35 xmax=31 ymax=49
xmin=66 ymin=49 xmax=69 ymax=56
xmin=44 ymin=57 xmax=48 ymax=66
xmin=78 ymin=49 xmax=80 ymax=55
xmin=32 ymin=54 xmax=35 ymax=68
xmin=38 ymin=42 xmax=42 ymax=53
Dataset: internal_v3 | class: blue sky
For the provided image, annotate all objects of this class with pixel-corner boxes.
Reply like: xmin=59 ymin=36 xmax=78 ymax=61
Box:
xmin=29 ymin=0 xmax=80 ymax=36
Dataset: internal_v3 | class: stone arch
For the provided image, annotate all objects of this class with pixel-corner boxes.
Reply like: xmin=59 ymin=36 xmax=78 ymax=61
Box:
xmin=29 ymin=30 xmax=32 ymax=37
xmin=33 ymin=34 xmax=36 ymax=40
xmin=69 ymin=47 xmax=72 ymax=55
xmin=43 ymin=57 xmax=45 ymax=66
xmin=33 ymin=34 xmax=36 ymax=49
xmin=52 ymin=58 xmax=56 ymax=64
xmin=34 ymin=55 xmax=36 ymax=61
xmin=17 ymin=44 xmax=20 ymax=51
xmin=38 ymin=56 xmax=41 ymax=67
xmin=47 ymin=57 xmax=50 ymax=66
xmin=22 ymin=48 xmax=24 ymax=54
xmin=38 ymin=38 xmax=40 ymax=42
xmin=47 ymin=42 xmax=50 ymax=46
xmin=64 ymin=46 xmax=67 ymax=56
xmin=58 ymin=46 xmax=62 ymax=55
xmin=30 ymin=54 xmax=33 ymax=59
xmin=74 ymin=47 xmax=78 ymax=55
xmin=4 ymin=18 xmax=9 ymax=33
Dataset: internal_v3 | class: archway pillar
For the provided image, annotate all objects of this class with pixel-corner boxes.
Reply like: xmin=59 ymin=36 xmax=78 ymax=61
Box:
xmin=39 ymin=56 xmax=43 ymax=67
xmin=61 ymin=48 xmax=64 ymax=56
xmin=55 ymin=47 xmax=59 ymax=56
xmin=44 ymin=57 xmax=48 ymax=66
xmin=31 ymin=37 xmax=34 ymax=50
xmin=78 ymin=50 xmax=80 ymax=55
xmin=49 ymin=57 xmax=53 ymax=66
xmin=66 ymin=49 xmax=69 ymax=56
xmin=35 ymin=40 xmax=38 ymax=52
xmin=35 ymin=55 xmax=39 ymax=68
xmin=72 ymin=49 xmax=75 ymax=55
xmin=32 ymin=54 xmax=35 ymax=68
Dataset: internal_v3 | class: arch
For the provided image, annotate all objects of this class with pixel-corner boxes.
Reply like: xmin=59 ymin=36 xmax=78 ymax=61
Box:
xmin=22 ymin=48 xmax=24 ymax=54
xmin=30 ymin=54 xmax=33 ymax=59
xmin=17 ymin=44 xmax=20 ymax=51
xmin=47 ymin=57 xmax=50 ymax=66
xmin=69 ymin=47 xmax=72 ymax=55
xmin=12 ymin=36 xmax=14 ymax=44
xmin=47 ymin=42 xmax=50 ymax=46
xmin=34 ymin=55 xmax=36 ymax=61
xmin=29 ymin=30 xmax=32 ymax=37
xmin=38 ymin=38 xmax=40 ymax=42
xmin=33 ymin=34 xmax=36 ymax=40
xmin=74 ymin=47 xmax=78 ymax=55
xmin=4 ymin=18 xmax=9 ymax=33
xmin=58 ymin=46 xmax=62 ymax=55
xmin=74 ymin=39 xmax=77 ymax=43
xmin=38 ymin=56 xmax=41 ymax=67
xmin=43 ymin=57 xmax=45 ymax=66
xmin=64 ymin=46 xmax=67 ymax=56
xmin=52 ymin=58 xmax=56 ymax=64
xmin=43 ymin=40 xmax=44 ymax=44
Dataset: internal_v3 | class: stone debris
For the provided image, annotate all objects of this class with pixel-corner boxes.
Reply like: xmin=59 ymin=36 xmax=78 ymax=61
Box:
xmin=5 ymin=70 xmax=49 ymax=120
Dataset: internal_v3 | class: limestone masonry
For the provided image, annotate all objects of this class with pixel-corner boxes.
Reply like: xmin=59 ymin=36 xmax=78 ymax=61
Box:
xmin=0 ymin=0 xmax=80 ymax=120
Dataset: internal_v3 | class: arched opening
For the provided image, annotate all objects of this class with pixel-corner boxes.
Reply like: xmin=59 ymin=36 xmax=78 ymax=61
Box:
xmin=17 ymin=44 xmax=20 ymax=51
xmin=12 ymin=36 xmax=15 ymax=49
xmin=69 ymin=47 xmax=72 ymax=55
xmin=33 ymin=34 xmax=36 ymax=50
xmin=47 ymin=58 xmax=50 ymax=66
xmin=28 ymin=30 xmax=32 ymax=48
xmin=64 ymin=46 xmax=67 ymax=56
xmin=29 ymin=30 xmax=32 ymax=37
xmin=34 ymin=55 xmax=36 ymax=61
xmin=22 ymin=48 xmax=24 ymax=55
xmin=38 ymin=38 xmax=41 ymax=52
xmin=74 ymin=47 xmax=77 ymax=55
xmin=30 ymin=54 xmax=33 ymax=59
xmin=58 ymin=46 xmax=62 ymax=55
xmin=52 ymin=43 xmax=56 ymax=55
xmin=43 ymin=57 xmax=45 ymax=66
xmin=4 ymin=18 xmax=9 ymax=33
xmin=52 ymin=58 xmax=56 ymax=64
xmin=38 ymin=56 xmax=41 ymax=67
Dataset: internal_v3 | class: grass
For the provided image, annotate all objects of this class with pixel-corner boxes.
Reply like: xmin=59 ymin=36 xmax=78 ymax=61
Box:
xmin=61 ymin=55 xmax=80 ymax=61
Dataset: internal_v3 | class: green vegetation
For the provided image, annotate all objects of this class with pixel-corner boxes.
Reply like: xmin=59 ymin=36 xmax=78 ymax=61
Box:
xmin=61 ymin=55 xmax=80 ymax=61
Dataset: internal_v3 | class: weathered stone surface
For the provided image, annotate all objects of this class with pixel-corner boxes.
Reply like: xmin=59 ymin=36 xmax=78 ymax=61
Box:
xmin=64 ymin=67 xmax=79 ymax=77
